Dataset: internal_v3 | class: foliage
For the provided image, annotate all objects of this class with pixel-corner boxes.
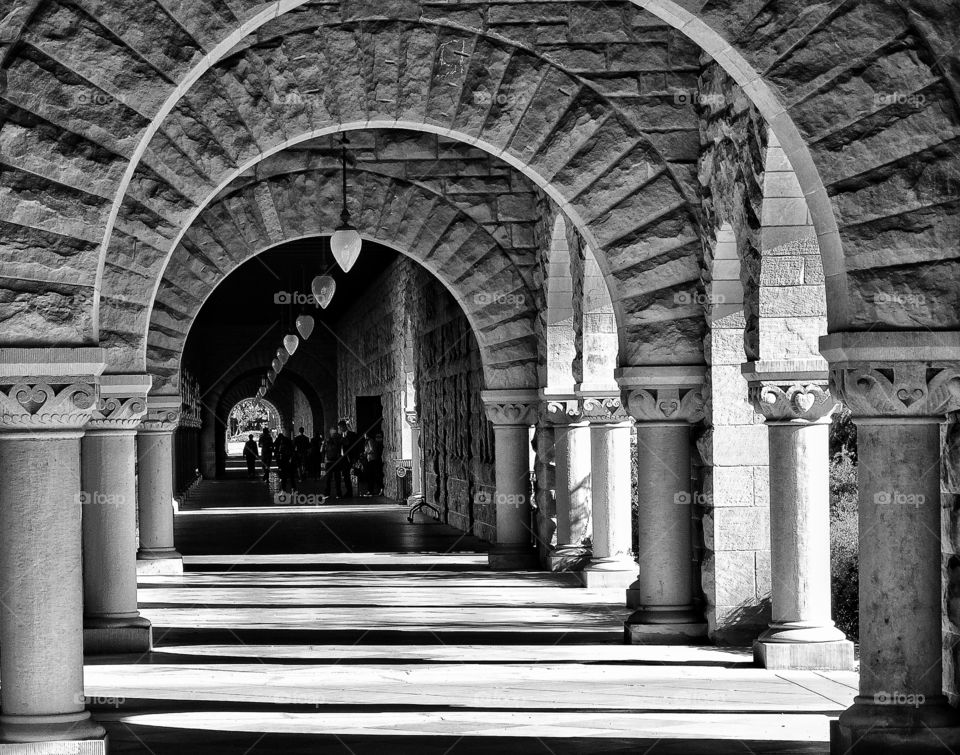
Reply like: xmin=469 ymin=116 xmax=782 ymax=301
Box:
xmin=829 ymin=409 xmax=859 ymax=641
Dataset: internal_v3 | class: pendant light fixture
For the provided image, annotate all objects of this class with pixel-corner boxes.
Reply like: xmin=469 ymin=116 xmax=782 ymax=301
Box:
xmin=271 ymin=357 xmax=282 ymax=373
xmin=283 ymin=334 xmax=299 ymax=355
xmin=276 ymin=347 xmax=289 ymax=366
xmin=312 ymin=273 xmax=335 ymax=309
xmin=296 ymin=314 xmax=315 ymax=340
xmin=329 ymin=133 xmax=362 ymax=272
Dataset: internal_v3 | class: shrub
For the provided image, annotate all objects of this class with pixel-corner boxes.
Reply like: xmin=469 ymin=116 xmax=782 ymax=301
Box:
xmin=830 ymin=410 xmax=859 ymax=641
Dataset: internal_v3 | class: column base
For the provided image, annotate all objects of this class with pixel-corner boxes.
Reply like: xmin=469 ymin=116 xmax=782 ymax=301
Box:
xmin=831 ymin=698 xmax=960 ymax=754
xmin=580 ymin=559 xmax=637 ymax=590
xmin=548 ymin=545 xmax=591 ymax=573
xmin=0 ymin=712 xmax=106 ymax=750
xmin=84 ymin=615 xmax=152 ymax=654
xmin=625 ymin=605 xmax=707 ymax=644
xmin=488 ymin=544 xmax=540 ymax=571
xmin=136 ymin=548 xmax=183 ymax=575
xmin=754 ymin=638 xmax=853 ymax=670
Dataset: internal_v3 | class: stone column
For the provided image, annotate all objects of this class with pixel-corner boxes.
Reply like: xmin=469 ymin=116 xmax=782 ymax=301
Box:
xmin=618 ymin=366 xmax=707 ymax=643
xmin=532 ymin=424 xmax=557 ymax=565
xmin=581 ymin=395 xmax=636 ymax=589
xmin=199 ymin=401 xmax=217 ymax=479
xmin=136 ymin=395 xmax=183 ymax=575
xmin=822 ymin=332 xmax=960 ymax=754
xmin=482 ymin=390 xmax=539 ymax=570
xmin=543 ymin=396 xmax=592 ymax=571
xmin=405 ymin=410 xmax=422 ymax=502
xmin=82 ymin=374 xmax=153 ymax=654
xmin=744 ymin=361 xmax=853 ymax=670
xmin=0 ymin=348 xmax=107 ymax=751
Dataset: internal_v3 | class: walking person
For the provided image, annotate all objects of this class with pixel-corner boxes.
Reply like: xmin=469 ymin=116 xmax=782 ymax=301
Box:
xmin=293 ymin=426 xmax=311 ymax=484
xmin=242 ymin=433 xmax=259 ymax=478
xmin=275 ymin=430 xmax=296 ymax=493
xmin=363 ymin=431 xmax=384 ymax=496
xmin=338 ymin=420 xmax=362 ymax=499
xmin=258 ymin=427 xmax=273 ymax=481
xmin=322 ymin=426 xmax=344 ymax=500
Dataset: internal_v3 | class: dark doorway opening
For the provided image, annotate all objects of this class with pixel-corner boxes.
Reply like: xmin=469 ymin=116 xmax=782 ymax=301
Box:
xmin=355 ymin=395 xmax=384 ymax=438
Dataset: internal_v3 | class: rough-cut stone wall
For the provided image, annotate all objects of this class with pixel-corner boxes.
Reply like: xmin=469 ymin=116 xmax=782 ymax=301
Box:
xmin=942 ymin=422 xmax=960 ymax=705
xmin=336 ymin=261 xmax=410 ymax=500
xmin=696 ymin=61 xmax=771 ymax=643
xmin=412 ymin=265 xmax=496 ymax=541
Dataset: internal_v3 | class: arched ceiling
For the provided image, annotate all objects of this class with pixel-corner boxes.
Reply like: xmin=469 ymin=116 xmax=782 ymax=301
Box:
xmin=1 ymin=0 xmax=959 ymax=365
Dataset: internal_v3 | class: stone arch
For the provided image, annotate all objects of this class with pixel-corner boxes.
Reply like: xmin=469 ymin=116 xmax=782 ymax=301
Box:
xmin=145 ymin=163 xmax=541 ymax=393
xmin=224 ymin=396 xmax=282 ymax=452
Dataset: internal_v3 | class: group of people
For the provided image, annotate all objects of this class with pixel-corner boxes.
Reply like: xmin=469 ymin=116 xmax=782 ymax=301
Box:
xmin=242 ymin=420 xmax=384 ymax=499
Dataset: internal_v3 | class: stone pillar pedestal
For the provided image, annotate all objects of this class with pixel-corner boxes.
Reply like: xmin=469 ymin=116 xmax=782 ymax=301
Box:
xmin=405 ymin=410 xmax=422 ymax=503
xmin=745 ymin=361 xmax=853 ymax=670
xmin=136 ymin=395 xmax=183 ymax=575
xmin=0 ymin=348 xmax=107 ymax=752
xmin=82 ymin=374 xmax=153 ymax=654
xmin=618 ymin=367 xmax=707 ymax=644
xmin=482 ymin=390 xmax=539 ymax=571
xmin=823 ymin=332 xmax=960 ymax=754
xmin=543 ymin=397 xmax=591 ymax=571
xmin=580 ymin=395 xmax=636 ymax=590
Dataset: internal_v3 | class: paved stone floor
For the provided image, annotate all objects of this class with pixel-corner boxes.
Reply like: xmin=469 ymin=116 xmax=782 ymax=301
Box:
xmin=86 ymin=474 xmax=857 ymax=753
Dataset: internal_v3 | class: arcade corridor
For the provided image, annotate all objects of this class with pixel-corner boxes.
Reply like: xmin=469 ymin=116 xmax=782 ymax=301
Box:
xmin=80 ymin=477 xmax=855 ymax=754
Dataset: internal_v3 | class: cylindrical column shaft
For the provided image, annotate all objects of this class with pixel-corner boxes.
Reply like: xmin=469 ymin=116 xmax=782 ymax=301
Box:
xmin=582 ymin=421 xmax=635 ymax=588
xmin=82 ymin=430 xmax=151 ymax=652
xmin=410 ymin=422 xmax=422 ymax=496
xmin=0 ymin=433 xmax=104 ymax=742
xmin=137 ymin=429 xmax=182 ymax=566
xmin=625 ymin=422 xmax=705 ymax=641
xmin=551 ymin=423 xmax=591 ymax=569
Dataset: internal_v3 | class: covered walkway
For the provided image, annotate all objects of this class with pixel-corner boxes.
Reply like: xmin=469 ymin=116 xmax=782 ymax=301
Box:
xmin=83 ymin=480 xmax=855 ymax=754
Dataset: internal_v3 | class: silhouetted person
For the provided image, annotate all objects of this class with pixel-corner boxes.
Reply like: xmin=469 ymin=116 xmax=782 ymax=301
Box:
xmin=242 ymin=433 xmax=259 ymax=478
xmin=275 ymin=430 xmax=296 ymax=493
xmin=323 ymin=426 xmax=344 ymax=499
xmin=309 ymin=433 xmax=323 ymax=480
xmin=362 ymin=431 xmax=384 ymax=496
xmin=258 ymin=427 xmax=273 ymax=480
xmin=293 ymin=426 xmax=311 ymax=483
xmin=339 ymin=420 xmax=361 ymax=498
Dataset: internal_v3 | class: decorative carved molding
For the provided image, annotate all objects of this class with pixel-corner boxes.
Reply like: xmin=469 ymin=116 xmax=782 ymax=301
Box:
xmin=140 ymin=396 xmax=182 ymax=433
xmin=621 ymin=387 xmax=705 ymax=424
xmin=88 ymin=395 xmax=149 ymax=430
xmin=542 ymin=398 xmax=584 ymax=426
xmin=404 ymin=410 xmax=420 ymax=429
xmin=830 ymin=364 xmax=960 ymax=418
xmin=749 ymin=382 xmax=836 ymax=423
xmin=483 ymin=401 xmax=538 ymax=427
xmin=580 ymin=395 xmax=629 ymax=423
xmin=0 ymin=381 xmax=98 ymax=432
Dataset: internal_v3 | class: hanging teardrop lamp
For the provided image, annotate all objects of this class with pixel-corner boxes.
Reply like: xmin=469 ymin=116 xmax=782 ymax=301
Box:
xmin=312 ymin=273 xmax=335 ymax=309
xmin=296 ymin=314 xmax=315 ymax=340
xmin=329 ymin=133 xmax=362 ymax=272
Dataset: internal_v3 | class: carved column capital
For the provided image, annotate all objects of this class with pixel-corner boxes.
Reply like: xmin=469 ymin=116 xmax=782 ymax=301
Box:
xmin=481 ymin=389 xmax=539 ymax=426
xmin=820 ymin=332 xmax=960 ymax=419
xmin=139 ymin=395 xmax=182 ymax=434
xmin=615 ymin=366 xmax=706 ymax=425
xmin=87 ymin=374 xmax=152 ymax=432
xmin=541 ymin=396 xmax=584 ymax=426
xmin=579 ymin=393 xmax=630 ymax=424
xmin=743 ymin=360 xmax=836 ymax=424
xmin=0 ymin=347 xmax=105 ymax=434
xmin=404 ymin=409 xmax=421 ymax=429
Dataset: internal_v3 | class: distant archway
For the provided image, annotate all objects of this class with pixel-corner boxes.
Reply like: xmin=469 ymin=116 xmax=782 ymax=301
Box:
xmin=224 ymin=398 xmax=282 ymax=457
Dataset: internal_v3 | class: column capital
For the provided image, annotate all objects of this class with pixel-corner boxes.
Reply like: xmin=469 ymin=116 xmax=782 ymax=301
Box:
xmin=404 ymin=409 xmax=420 ymax=429
xmin=481 ymin=389 xmax=538 ymax=426
xmin=540 ymin=394 xmax=584 ymax=426
xmin=820 ymin=331 xmax=960 ymax=419
xmin=87 ymin=374 xmax=152 ymax=432
xmin=615 ymin=365 xmax=706 ymax=424
xmin=578 ymin=392 xmax=630 ymax=424
xmin=742 ymin=360 xmax=836 ymax=423
xmin=0 ymin=347 xmax=105 ymax=434
xmin=139 ymin=395 xmax=182 ymax=433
